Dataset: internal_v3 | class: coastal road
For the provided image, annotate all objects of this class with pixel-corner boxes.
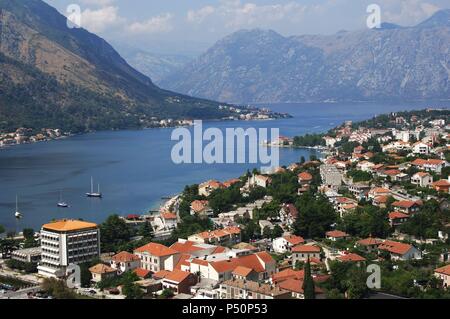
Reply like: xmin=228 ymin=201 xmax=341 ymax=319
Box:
xmin=0 ymin=286 xmax=41 ymax=299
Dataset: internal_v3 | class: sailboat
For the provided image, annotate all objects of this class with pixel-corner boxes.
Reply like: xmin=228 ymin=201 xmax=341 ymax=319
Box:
xmin=86 ymin=177 xmax=102 ymax=198
xmin=15 ymin=196 xmax=22 ymax=219
xmin=57 ymin=191 xmax=69 ymax=208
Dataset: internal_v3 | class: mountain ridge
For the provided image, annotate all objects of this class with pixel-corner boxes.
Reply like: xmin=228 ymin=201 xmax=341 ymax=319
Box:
xmin=161 ymin=9 xmax=450 ymax=104
xmin=0 ymin=0 xmax=229 ymax=132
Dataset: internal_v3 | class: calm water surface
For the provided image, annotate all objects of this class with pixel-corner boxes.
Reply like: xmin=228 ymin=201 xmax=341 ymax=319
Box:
xmin=1 ymin=101 xmax=448 ymax=231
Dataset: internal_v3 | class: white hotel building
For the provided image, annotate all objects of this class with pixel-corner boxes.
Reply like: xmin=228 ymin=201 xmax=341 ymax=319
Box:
xmin=38 ymin=220 xmax=100 ymax=278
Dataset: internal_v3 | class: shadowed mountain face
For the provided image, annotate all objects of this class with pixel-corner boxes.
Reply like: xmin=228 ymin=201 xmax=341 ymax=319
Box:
xmin=0 ymin=0 xmax=227 ymax=132
xmin=161 ymin=10 xmax=450 ymax=104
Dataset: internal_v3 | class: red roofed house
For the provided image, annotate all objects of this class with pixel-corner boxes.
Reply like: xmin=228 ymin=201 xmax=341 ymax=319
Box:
xmin=271 ymin=269 xmax=305 ymax=284
xmin=272 ymin=235 xmax=305 ymax=254
xmin=278 ymin=278 xmax=324 ymax=299
xmin=249 ymin=175 xmax=272 ymax=188
xmin=326 ymin=230 xmax=350 ymax=241
xmin=411 ymin=159 xmax=446 ymax=174
xmin=378 ymin=240 xmax=422 ymax=261
xmin=392 ymin=200 xmax=421 ymax=215
xmin=199 ymin=180 xmax=224 ymax=197
xmin=432 ymin=180 xmax=450 ymax=193
xmin=356 ymin=238 xmax=382 ymax=252
xmin=161 ymin=212 xmax=178 ymax=229
xmin=161 ymin=270 xmax=197 ymax=294
xmin=188 ymin=226 xmax=241 ymax=246
xmin=133 ymin=268 xmax=152 ymax=279
xmin=189 ymin=252 xmax=276 ymax=282
xmin=298 ymin=172 xmax=313 ymax=185
xmin=356 ymin=237 xmax=383 ymax=252
xmin=134 ymin=243 xmax=180 ymax=272
xmin=190 ymin=200 xmax=213 ymax=218
xmin=232 ymin=266 xmax=258 ymax=281
xmin=110 ymin=251 xmax=140 ymax=273
xmin=434 ymin=264 xmax=450 ymax=288
xmin=389 ymin=211 xmax=410 ymax=228
xmin=337 ymin=253 xmax=366 ymax=266
xmin=89 ymin=264 xmax=117 ymax=283
xmin=292 ymin=245 xmax=322 ymax=266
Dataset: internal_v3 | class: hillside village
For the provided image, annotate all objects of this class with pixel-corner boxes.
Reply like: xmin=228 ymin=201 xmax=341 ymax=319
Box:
xmin=1 ymin=109 xmax=449 ymax=300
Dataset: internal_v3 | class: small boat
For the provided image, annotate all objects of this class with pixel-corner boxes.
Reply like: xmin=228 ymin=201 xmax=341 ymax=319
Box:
xmin=86 ymin=177 xmax=102 ymax=198
xmin=57 ymin=191 xmax=69 ymax=208
xmin=15 ymin=196 xmax=23 ymax=219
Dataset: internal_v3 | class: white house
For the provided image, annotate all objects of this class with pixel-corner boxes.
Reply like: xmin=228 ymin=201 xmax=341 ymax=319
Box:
xmin=110 ymin=251 xmax=140 ymax=273
xmin=378 ymin=240 xmax=421 ymax=261
xmin=134 ymin=243 xmax=180 ymax=272
xmin=272 ymin=235 xmax=305 ymax=254
xmin=411 ymin=172 xmax=433 ymax=188
xmin=413 ymin=142 xmax=430 ymax=155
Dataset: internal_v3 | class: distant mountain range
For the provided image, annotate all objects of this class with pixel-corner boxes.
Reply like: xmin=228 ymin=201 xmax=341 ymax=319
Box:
xmin=114 ymin=45 xmax=192 ymax=85
xmin=161 ymin=9 xmax=450 ymax=104
xmin=0 ymin=0 xmax=228 ymax=133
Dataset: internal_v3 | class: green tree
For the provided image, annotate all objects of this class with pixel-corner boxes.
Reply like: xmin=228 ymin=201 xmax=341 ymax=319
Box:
xmin=0 ymin=225 xmax=5 ymax=235
xmin=100 ymin=215 xmax=132 ymax=253
xmin=123 ymin=282 xmax=144 ymax=299
xmin=23 ymin=228 xmax=38 ymax=248
xmin=293 ymin=193 xmax=337 ymax=238
xmin=303 ymin=259 xmax=316 ymax=299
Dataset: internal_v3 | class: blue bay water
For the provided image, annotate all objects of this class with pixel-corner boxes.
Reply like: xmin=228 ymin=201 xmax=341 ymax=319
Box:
xmin=0 ymin=101 xmax=448 ymax=231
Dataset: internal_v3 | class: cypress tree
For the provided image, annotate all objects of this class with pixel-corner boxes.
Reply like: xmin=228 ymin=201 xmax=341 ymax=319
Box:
xmin=303 ymin=258 xmax=316 ymax=299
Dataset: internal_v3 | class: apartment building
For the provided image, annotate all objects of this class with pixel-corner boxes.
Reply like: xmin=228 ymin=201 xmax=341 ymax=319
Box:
xmin=37 ymin=219 xmax=100 ymax=278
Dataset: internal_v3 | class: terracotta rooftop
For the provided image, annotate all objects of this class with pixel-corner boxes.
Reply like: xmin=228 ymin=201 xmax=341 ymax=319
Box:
xmin=337 ymin=253 xmax=366 ymax=262
xmin=112 ymin=251 xmax=140 ymax=263
xmin=134 ymin=242 xmax=178 ymax=257
xmin=283 ymin=235 xmax=305 ymax=246
xmin=326 ymin=230 xmax=349 ymax=238
xmin=43 ymin=219 xmax=97 ymax=232
xmin=163 ymin=270 xmax=192 ymax=284
xmin=292 ymin=245 xmax=321 ymax=253
xmin=89 ymin=263 xmax=116 ymax=275
xmin=378 ymin=240 xmax=414 ymax=256
xmin=435 ymin=264 xmax=450 ymax=276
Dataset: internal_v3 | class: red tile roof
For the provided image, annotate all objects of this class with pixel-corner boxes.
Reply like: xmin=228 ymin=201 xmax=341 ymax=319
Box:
xmin=278 ymin=278 xmax=323 ymax=294
xmin=435 ymin=264 xmax=450 ymax=276
xmin=135 ymin=242 xmax=179 ymax=257
xmin=153 ymin=270 xmax=171 ymax=279
xmin=191 ymin=200 xmax=209 ymax=213
xmin=298 ymin=172 xmax=313 ymax=181
xmin=337 ymin=253 xmax=366 ymax=262
xmin=378 ymin=240 xmax=414 ymax=256
xmin=163 ymin=270 xmax=192 ymax=284
xmin=89 ymin=263 xmax=116 ymax=274
xmin=392 ymin=200 xmax=421 ymax=209
xmin=389 ymin=211 xmax=410 ymax=220
xmin=284 ymin=235 xmax=305 ymax=246
xmin=272 ymin=269 xmax=305 ymax=283
xmin=170 ymin=241 xmax=205 ymax=254
xmin=161 ymin=212 xmax=177 ymax=220
xmin=357 ymin=238 xmax=382 ymax=246
xmin=292 ymin=245 xmax=321 ymax=253
xmin=326 ymin=230 xmax=349 ymax=238
xmin=112 ymin=251 xmax=140 ymax=263
xmin=134 ymin=268 xmax=151 ymax=278
xmin=232 ymin=266 xmax=253 ymax=277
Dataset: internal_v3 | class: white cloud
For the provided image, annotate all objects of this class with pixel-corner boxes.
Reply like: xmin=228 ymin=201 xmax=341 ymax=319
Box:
xmin=187 ymin=6 xmax=215 ymax=24
xmin=126 ymin=13 xmax=174 ymax=34
xmin=80 ymin=6 xmax=125 ymax=33
xmin=379 ymin=0 xmax=441 ymax=26
xmin=186 ymin=1 xmax=315 ymax=30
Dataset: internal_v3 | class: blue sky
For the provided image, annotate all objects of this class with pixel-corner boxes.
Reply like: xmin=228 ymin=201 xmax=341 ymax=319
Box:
xmin=45 ymin=0 xmax=449 ymax=55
